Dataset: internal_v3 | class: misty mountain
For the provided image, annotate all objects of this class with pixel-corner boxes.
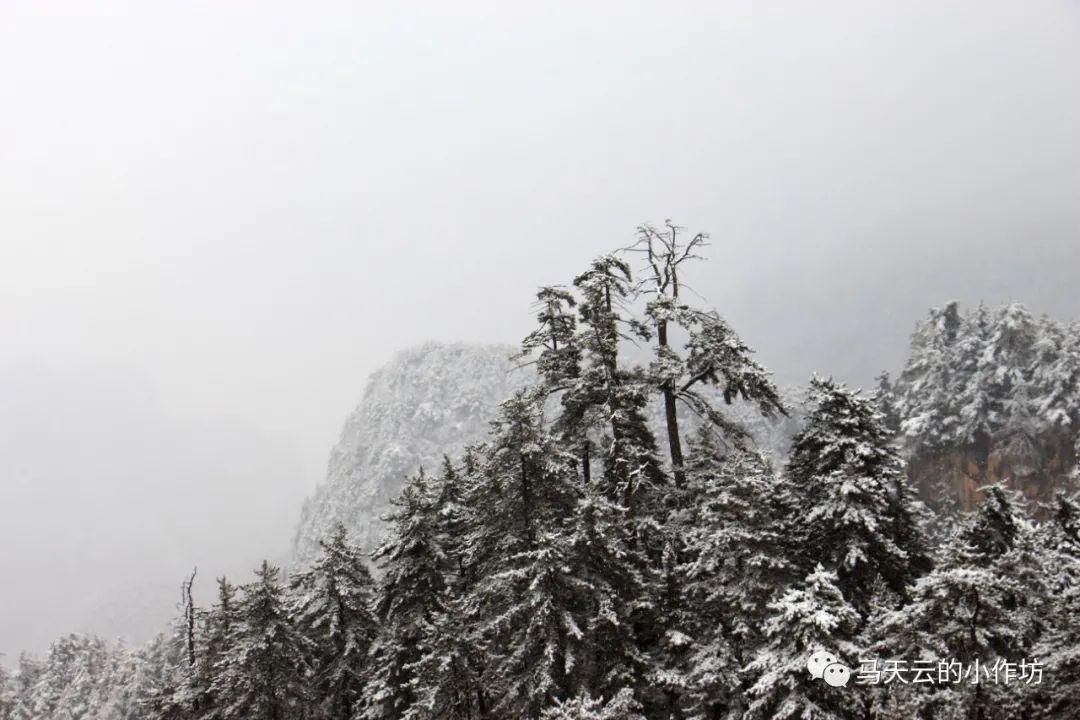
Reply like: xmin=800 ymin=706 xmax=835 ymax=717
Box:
xmin=292 ymin=343 xmax=530 ymax=563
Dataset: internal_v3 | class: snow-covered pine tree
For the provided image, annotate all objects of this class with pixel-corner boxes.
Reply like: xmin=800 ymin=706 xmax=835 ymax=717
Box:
xmin=405 ymin=458 xmax=486 ymax=720
xmin=212 ymin=561 xmax=310 ymax=720
xmin=987 ymin=509 xmax=1051 ymax=709
xmin=0 ymin=661 xmax=13 ymax=720
xmin=874 ymin=370 xmax=901 ymax=435
xmin=1030 ymin=313 xmax=1080 ymax=435
xmin=869 ymin=563 xmax=1010 ymax=719
xmin=429 ymin=455 xmax=473 ymax=593
xmin=519 ymin=284 xmax=603 ymax=494
xmin=126 ymin=633 xmax=182 ymax=720
xmin=874 ymin=372 xmax=938 ymax=584
xmin=539 ymin=688 xmax=646 ymax=720
xmin=999 ymin=378 xmax=1043 ymax=496
xmin=1048 ymin=491 xmax=1080 ymax=557
xmin=646 ymin=535 xmax=695 ymax=720
xmin=570 ymin=255 xmax=664 ymax=520
xmin=1027 ymin=316 xmax=1080 ymax=510
xmin=406 ymin=597 xmax=484 ymax=720
xmin=953 ymin=302 xmax=995 ymax=450
xmin=517 ymin=255 xmax=676 ymax=715
xmin=6 ymin=653 xmax=43 ymax=720
xmin=119 ymin=635 xmax=188 ymax=720
xmin=361 ymin=469 xmax=446 ymax=720
xmin=744 ymin=565 xmax=863 ymax=720
xmin=192 ymin=577 xmax=237 ymax=720
xmin=463 ymin=392 xmax=589 ymax=718
xmin=895 ymin=300 xmax=965 ymax=463
xmin=871 ymin=485 xmax=1049 ymax=719
xmin=972 ymin=488 xmax=1051 ymax=652
xmin=987 ymin=304 xmax=1038 ymax=411
xmin=656 ymin=321 xmax=786 ymax=708
xmin=890 ymin=301 xmax=1080 ymax=521
xmin=1033 ymin=497 xmax=1080 ymax=720
xmin=564 ymin=482 xmax=648 ymax=706
xmin=962 ymin=484 xmax=1020 ymax=558
xmin=520 ymin=286 xmax=582 ymax=396
xmin=678 ymin=429 xmax=802 ymax=718
xmin=87 ymin=641 xmax=149 ymax=720
xmin=685 ymin=429 xmax=802 ymax=643
xmin=473 ymin=527 xmax=587 ymax=719
xmin=290 ymin=523 xmax=378 ymax=720
xmin=1035 ymin=578 xmax=1080 ymax=719
xmin=570 ymin=256 xmax=677 ymax=697
xmin=464 ymin=392 xmax=579 ymax=575
xmin=21 ymin=634 xmax=113 ymax=720
xmin=618 ymin=223 xmax=789 ymax=717
xmin=787 ymin=377 xmax=930 ymax=615
xmin=983 ymin=307 xmax=1046 ymax=486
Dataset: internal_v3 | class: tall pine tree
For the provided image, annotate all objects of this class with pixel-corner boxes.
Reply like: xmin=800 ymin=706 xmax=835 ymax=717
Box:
xmin=193 ymin=577 xmax=237 ymax=720
xmin=408 ymin=458 xmax=486 ymax=720
xmin=788 ymin=377 xmax=930 ymax=615
xmin=361 ymin=470 xmax=446 ymax=720
xmin=464 ymin=393 xmax=588 ymax=718
xmin=213 ymin=561 xmax=310 ymax=720
xmin=679 ymin=431 xmax=803 ymax=718
xmin=744 ymin=565 xmax=863 ymax=720
xmin=290 ymin=524 xmax=378 ymax=720
xmin=871 ymin=485 xmax=1049 ymax=719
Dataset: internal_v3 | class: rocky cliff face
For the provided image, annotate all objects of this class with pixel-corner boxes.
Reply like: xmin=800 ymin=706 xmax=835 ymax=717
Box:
xmin=908 ymin=434 xmax=1077 ymax=514
xmin=292 ymin=343 xmax=528 ymax=564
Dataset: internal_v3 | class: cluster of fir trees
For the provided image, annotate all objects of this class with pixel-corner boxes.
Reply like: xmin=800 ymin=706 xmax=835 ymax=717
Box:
xmin=7 ymin=456 xmax=1080 ymax=719
xmin=0 ymin=628 xmax=202 ymax=720
xmin=6 ymin=224 xmax=1080 ymax=720
xmin=878 ymin=301 xmax=1080 ymax=499
xmin=0 ymin=529 xmax=378 ymax=720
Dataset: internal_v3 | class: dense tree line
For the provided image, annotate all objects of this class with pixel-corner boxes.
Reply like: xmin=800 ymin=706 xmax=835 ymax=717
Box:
xmin=4 ymin=225 xmax=1080 ymax=719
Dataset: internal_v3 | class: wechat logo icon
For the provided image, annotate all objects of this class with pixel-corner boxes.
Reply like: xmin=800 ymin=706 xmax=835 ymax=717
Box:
xmin=807 ymin=649 xmax=851 ymax=688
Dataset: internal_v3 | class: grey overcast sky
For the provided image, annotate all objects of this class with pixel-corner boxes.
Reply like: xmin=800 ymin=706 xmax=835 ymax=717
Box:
xmin=1 ymin=1 xmax=1079 ymax=659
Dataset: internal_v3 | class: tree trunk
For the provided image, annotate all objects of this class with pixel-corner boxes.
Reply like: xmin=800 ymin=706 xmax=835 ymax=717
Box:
xmin=663 ymin=385 xmax=685 ymax=487
xmin=582 ymin=439 xmax=591 ymax=485
xmin=657 ymin=321 xmax=686 ymax=487
xmin=521 ymin=453 xmax=534 ymax=547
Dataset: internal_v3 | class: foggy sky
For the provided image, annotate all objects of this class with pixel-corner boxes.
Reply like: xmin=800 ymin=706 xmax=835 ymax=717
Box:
xmin=2 ymin=1 xmax=1079 ymax=661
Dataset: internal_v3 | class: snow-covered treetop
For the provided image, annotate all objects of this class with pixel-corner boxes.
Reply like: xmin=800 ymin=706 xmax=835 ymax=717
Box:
xmin=891 ymin=302 xmax=1080 ymax=456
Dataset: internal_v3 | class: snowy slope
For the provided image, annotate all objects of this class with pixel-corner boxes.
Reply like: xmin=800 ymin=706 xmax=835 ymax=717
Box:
xmin=292 ymin=343 xmax=529 ymax=563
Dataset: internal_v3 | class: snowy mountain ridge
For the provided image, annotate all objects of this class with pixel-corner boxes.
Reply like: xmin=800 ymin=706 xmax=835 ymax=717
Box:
xmin=291 ymin=342 xmax=530 ymax=563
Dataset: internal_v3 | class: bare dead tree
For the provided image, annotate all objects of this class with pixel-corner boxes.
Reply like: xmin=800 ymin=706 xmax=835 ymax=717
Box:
xmin=628 ymin=220 xmax=708 ymax=487
xmin=182 ymin=567 xmax=198 ymax=669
